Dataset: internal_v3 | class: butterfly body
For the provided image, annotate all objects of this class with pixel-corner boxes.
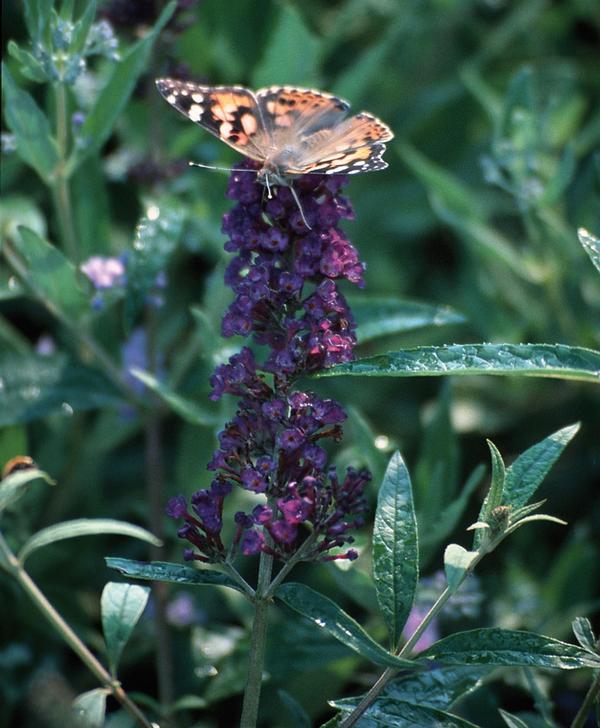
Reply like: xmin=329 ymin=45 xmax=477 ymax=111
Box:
xmin=155 ymin=80 xmax=393 ymax=187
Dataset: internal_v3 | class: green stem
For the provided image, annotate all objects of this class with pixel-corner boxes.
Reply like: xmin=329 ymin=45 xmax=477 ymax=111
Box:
xmin=239 ymin=550 xmax=274 ymax=728
xmin=52 ymin=82 xmax=79 ymax=262
xmin=0 ymin=531 xmax=153 ymax=728
xmin=570 ymin=667 xmax=600 ymax=728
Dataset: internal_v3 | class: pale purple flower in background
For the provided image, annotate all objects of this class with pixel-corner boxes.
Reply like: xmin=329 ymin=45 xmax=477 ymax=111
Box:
xmin=35 ymin=334 xmax=56 ymax=357
xmin=402 ymin=604 xmax=440 ymax=653
xmin=81 ymin=255 xmax=126 ymax=290
xmin=166 ymin=592 xmax=200 ymax=628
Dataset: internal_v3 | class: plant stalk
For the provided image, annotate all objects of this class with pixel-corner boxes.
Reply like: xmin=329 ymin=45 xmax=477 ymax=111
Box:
xmin=239 ymin=550 xmax=274 ymax=728
xmin=570 ymin=668 xmax=600 ymax=728
xmin=0 ymin=531 xmax=153 ymax=728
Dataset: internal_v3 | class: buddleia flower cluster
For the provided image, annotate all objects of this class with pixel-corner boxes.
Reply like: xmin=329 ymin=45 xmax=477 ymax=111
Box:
xmin=167 ymin=161 xmax=371 ymax=564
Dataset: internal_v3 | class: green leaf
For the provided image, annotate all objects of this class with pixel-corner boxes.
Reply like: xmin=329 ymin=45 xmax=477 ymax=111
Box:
xmin=252 ymin=5 xmax=321 ymax=87
xmin=503 ymin=424 xmax=580 ymax=509
xmin=326 ymin=699 xmax=482 ymax=727
xmin=72 ymin=688 xmax=108 ymax=728
xmin=10 ymin=227 xmax=90 ymax=321
xmin=498 ymin=709 xmax=530 ymax=728
xmin=1 ymin=64 xmax=58 ymax=181
xmin=420 ymin=464 xmax=485 ymax=567
xmin=372 ymin=451 xmax=418 ymax=648
xmin=350 ymin=296 xmax=465 ymax=344
xmin=7 ymin=41 xmax=48 ymax=83
xmin=0 ymin=195 xmax=47 ymax=243
xmin=444 ymin=544 xmax=477 ymax=594
xmin=473 ymin=440 xmax=506 ymax=548
xmin=105 ymin=558 xmax=245 ymax=594
xmin=572 ymin=617 xmax=597 ymax=653
xmin=18 ymin=519 xmax=161 ymax=564
xmin=421 ymin=628 xmax=600 ymax=669
xmin=577 ymin=227 xmax=600 ymax=274
xmin=316 ymin=344 xmax=600 ymax=384
xmin=0 ymin=353 xmax=122 ymax=425
xmin=332 ymin=666 xmax=489 ymax=712
xmin=0 ymin=467 xmax=55 ymax=513
xmin=69 ymin=2 xmax=176 ymax=172
xmin=101 ymin=581 xmax=150 ymax=675
xmin=275 ymin=582 xmax=414 ymax=669
xmin=129 ymin=368 xmax=216 ymax=426
xmin=70 ymin=0 xmax=97 ymax=55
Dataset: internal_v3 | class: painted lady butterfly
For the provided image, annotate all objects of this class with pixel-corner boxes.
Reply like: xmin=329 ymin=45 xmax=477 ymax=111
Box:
xmin=155 ymin=80 xmax=394 ymax=187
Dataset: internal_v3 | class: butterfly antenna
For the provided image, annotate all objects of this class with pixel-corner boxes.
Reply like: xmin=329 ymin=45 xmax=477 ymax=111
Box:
xmin=289 ymin=182 xmax=312 ymax=231
xmin=188 ymin=161 xmax=258 ymax=175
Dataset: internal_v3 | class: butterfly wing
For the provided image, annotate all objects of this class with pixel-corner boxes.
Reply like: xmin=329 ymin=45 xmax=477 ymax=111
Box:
xmin=155 ymin=79 xmax=270 ymax=162
xmin=255 ymin=86 xmax=350 ymax=139
xmin=289 ymin=112 xmax=394 ymax=175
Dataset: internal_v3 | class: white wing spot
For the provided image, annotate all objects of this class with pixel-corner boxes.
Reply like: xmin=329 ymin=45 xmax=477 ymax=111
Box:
xmin=192 ymin=93 xmax=204 ymax=103
xmin=188 ymin=104 xmax=203 ymax=122
xmin=167 ymin=94 xmax=176 ymax=104
xmin=180 ymin=89 xmax=189 ymax=96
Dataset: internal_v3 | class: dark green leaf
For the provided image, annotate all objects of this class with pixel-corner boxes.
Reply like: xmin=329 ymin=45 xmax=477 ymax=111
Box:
xmin=498 ymin=709 xmax=530 ymax=728
xmin=11 ymin=227 xmax=90 ymax=321
xmin=332 ymin=666 xmax=489 ymax=712
xmin=473 ymin=440 xmax=506 ymax=548
xmin=372 ymin=451 xmax=418 ymax=648
xmin=350 ymin=296 xmax=465 ymax=344
xmin=421 ymin=628 xmax=600 ymax=669
xmin=326 ymin=699 xmax=482 ymax=727
xmin=503 ymin=424 xmax=580 ymax=508
xmin=129 ymin=368 xmax=216 ymax=426
xmin=70 ymin=1 xmax=97 ymax=55
xmin=252 ymin=5 xmax=321 ymax=87
xmin=101 ymin=581 xmax=150 ymax=675
xmin=72 ymin=688 xmax=107 ymax=728
xmin=0 ymin=467 xmax=55 ymax=513
xmin=69 ymin=3 xmax=176 ymax=172
xmin=0 ymin=353 xmax=122 ymax=425
xmin=276 ymin=582 xmax=414 ymax=669
xmin=316 ymin=344 xmax=600 ymax=384
xmin=1 ymin=64 xmax=58 ymax=181
xmin=578 ymin=228 xmax=600 ymax=274
xmin=105 ymin=558 xmax=245 ymax=594
xmin=19 ymin=519 xmax=161 ymax=563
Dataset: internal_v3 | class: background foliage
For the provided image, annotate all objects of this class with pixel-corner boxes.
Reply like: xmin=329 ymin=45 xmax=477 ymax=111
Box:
xmin=1 ymin=0 xmax=599 ymax=726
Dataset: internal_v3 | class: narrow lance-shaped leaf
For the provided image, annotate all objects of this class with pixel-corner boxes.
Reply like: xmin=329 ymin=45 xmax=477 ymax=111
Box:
xmin=101 ymin=582 xmax=150 ymax=676
xmin=326 ymin=698 xmax=482 ymax=727
xmin=1 ymin=64 xmax=59 ymax=181
xmin=105 ymin=558 xmax=245 ymax=594
xmin=276 ymin=583 xmax=414 ymax=669
xmin=372 ymin=451 xmax=418 ymax=648
xmin=0 ymin=467 xmax=55 ymax=513
xmin=18 ymin=519 xmax=162 ymax=564
xmin=572 ymin=617 xmax=597 ymax=653
xmin=502 ymin=423 xmax=580 ymax=509
xmin=129 ymin=368 xmax=217 ymax=426
xmin=472 ymin=440 xmax=506 ymax=548
xmin=11 ymin=227 xmax=90 ymax=321
xmin=316 ymin=344 xmax=600 ymax=384
xmin=578 ymin=227 xmax=600 ymax=274
xmin=331 ymin=666 xmax=490 ymax=712
xmin=421 ymin=628 xmax=600 ymax=669
xmin=69 ymin=2 xmax=176 ymax=172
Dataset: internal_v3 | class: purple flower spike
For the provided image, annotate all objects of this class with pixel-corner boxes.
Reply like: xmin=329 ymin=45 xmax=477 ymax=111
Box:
xmin=167 ymin=161 xmax=372 ymax=564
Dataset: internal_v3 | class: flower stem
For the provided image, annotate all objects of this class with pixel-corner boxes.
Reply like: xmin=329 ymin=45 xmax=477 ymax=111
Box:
xmin=52 ymin=82 xmax=79 ymax=263
xmin=239 ymin=549 xmax=274 ymax=728
xmin=570 ymin=667 xmax=600 ymax=728
xmin=0 ymin=531 xmax=153 ymax=728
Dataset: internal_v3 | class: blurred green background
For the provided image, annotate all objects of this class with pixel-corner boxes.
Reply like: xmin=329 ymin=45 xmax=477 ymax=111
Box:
xmin=1 ymin=1 xmax=599 ymax=726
